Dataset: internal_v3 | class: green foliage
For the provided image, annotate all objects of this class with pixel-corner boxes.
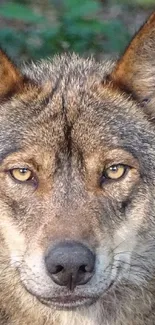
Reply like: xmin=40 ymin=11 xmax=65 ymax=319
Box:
xmin=116 ymin=0 xmax=154 ymax=6
xmin=0 ymin=2 xmax=44 ymax=22
xmin=0 ymin=0 xmax=132 ymax=62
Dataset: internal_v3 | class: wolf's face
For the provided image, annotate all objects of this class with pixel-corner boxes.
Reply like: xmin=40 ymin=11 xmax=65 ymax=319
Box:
xmin=0 ymin=13 xmax=155 ymax=320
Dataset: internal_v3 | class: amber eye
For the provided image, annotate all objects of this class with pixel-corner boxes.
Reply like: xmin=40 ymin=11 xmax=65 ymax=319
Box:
xmin=103 ymin=164 xmax=128 ymax=181
xmin=10 ymin=168 xmax=33 ymax=182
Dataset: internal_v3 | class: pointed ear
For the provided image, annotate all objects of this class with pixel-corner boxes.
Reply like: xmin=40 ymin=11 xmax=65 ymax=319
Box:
xmin=0 ymin=49 xmax=23 ymax=98
xmin=110 ymin=12 xmax=155 ymax=115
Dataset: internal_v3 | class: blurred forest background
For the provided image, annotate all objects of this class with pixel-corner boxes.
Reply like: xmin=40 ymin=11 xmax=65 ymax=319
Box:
xmin=0 ymin=0 xmax=154 ymax=63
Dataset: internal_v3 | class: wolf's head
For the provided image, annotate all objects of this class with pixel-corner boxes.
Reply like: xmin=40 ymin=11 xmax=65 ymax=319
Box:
xmin=0 ymin=12 xmax=155 ymax=325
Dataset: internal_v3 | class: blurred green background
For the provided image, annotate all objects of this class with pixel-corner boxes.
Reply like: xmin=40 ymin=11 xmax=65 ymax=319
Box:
xmin=0 ymin=0 xmax=153 ymax=63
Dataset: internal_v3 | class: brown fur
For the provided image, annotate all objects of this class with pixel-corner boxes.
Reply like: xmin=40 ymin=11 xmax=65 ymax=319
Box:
xmin=0 ymin=12 xmax=155 ymax=325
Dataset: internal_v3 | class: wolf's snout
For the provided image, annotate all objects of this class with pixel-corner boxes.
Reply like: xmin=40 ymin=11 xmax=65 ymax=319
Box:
xmin=44 ymin=241 xmax=95 ymax=290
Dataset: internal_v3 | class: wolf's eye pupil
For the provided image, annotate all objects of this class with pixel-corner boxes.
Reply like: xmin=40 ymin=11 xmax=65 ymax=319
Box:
xmin=10 ymin=168 xmax=33 ymax=182
xmin=110 ymin=166 xmax=118 ymax=172
xmin=20 ymin=168 xmax=27 ymax=173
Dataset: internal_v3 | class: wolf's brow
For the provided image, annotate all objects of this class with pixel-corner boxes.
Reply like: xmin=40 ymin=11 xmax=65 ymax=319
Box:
xmin=0 ymin=147 xmax=21 ymax=163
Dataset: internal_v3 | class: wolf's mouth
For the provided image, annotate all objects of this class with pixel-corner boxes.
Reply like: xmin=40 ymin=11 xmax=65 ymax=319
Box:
xmin=36 ymin=281 xmax=115 ymax=310
xmin=23 ymin=277 xmax=115 ymax=310
xmin=38 ymin=295 xmax=97 ymax=309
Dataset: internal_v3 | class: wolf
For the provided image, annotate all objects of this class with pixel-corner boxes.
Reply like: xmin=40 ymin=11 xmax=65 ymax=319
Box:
xmin=0 ymin=11 xmax=155 ymax=325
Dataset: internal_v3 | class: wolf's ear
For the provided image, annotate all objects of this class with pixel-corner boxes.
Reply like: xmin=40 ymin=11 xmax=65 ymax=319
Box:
xmin=0 ymin=49 xmax=23 ymax=98
xmin=110 ymin=12 xmax=155 ymax=114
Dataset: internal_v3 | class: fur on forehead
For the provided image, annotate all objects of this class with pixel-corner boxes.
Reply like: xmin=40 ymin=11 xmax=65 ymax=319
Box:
xmin=21 ymin=54 xmax=115 ymax=88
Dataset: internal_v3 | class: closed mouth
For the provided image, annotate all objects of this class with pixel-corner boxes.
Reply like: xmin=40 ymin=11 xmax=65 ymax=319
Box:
xmin=37 ymin=280 xmax=115 ymax=309
xmin=24 ymin=280 xmax=114 ymax=310
xmin=38 ymin=295 xmax=97 ymax=309
xmin=22 ymin=282 xmax=97 ymax=309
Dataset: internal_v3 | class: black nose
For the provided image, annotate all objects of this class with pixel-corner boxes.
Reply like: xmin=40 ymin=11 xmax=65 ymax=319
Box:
xmin=45 ymin=241 xmax=95 ymax=291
